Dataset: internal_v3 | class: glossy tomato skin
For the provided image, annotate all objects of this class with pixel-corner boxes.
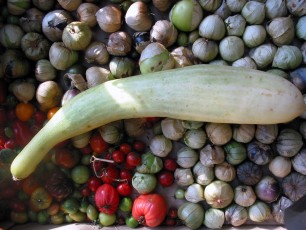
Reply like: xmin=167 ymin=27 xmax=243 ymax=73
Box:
xmin=12 ymin=120 xmax=33 ymax=147
xmin=87 ymin=177 xmax=101 ymax=192
xmin=133 ymin=140 xmax=146 ymax=153
xmin=90 ymin=132 xmax=109 ymax=155
xmin=163 ymin=158 xmax=178 ymax=172
xmin=101 ymin=165 xmax=119 ymax=184
xmin=111 ymin=150 xmax=125 ymax=163
xmin=158 ymin=170 xmax=174 ymax=187
xmin=94 ymin=184 xmax=120 ymax=215
xmin=132 ymin=194 xmax=168 ymax=227
xmin=126 ymin=152 xmax=141 ymax=167
xmin=120 ymin=169 xmax=133 ymax=182
xmin=119 ymin=143 xmax=132 ymax=154
xmin=116 ymin=182 xmax=133 ymax=196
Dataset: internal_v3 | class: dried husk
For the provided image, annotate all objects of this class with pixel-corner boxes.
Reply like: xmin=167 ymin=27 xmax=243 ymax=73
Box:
xmin=176 ymin=146 xmax=198 ymax=168
xmin=32 ymin=0 xmax=55 ymax=11
xmin=36 ymin=80 xmax=63 ymax=111
xmin=265 ymin=0 xmax=288 ymax=19
xmin=199 ymin=0 xmax=222 ymax=12
xmin=224 ymin=14 xmax=246 ymax=37
xmin=232 ymin=56 xmax=257 ymax=70
xmin=204 ymin=180 xmax=234 ymax=208
xmin=184 ymin=183 xmax=205 ymax=203
xmin=205 ymin=123 xmax=232 ymax=145
xmin=255 ymin=124 xmax=278 ymax=144
xmin=107 ymin=31 xmax=132 ymax=56
xmin=35 ymin=59 xmax=57 ymax=82
xmin=152 ymin=0 xmax=172 ymax=12
xmin=247 ymin=140 xmax=273 ymax=165
xmin=125 ymin=1 xmax=153 ymax=31
xmin=214 ymin=162 xmax=236 ymax=182
xmin=0 ymin=24 xmax=24 ymax=48
xmin=225 ymin=204 xmax=248 ymax=227
xmin=243 ymin=25 xmax=266 ymax=48
xmin=237 ymin=161 xmax=262 ymax=185
xmin=272 ymin=196 xmax=293 ymax=224
xmin=181 ymin=120 xmax=204 ymax=130
xmin=276 ymin=128 xmax=303 ymax=157
xmin=234 ymin=185 xmax=256 ymax=207
xmin=204 ymin=208 xmax=225 ymax=229
xmin=85 ymin=67 xmax=112 ymax=88
xmin=71 ymin=131 xmax=92 ymax=149
xmin=150 ymin=20 xmax=178 ymax=48
xmin=199 ymin=14 xmax=226 ymax=41
xmin=199 ymin=144 xmax=225 ymax=166
xmin=183 ymin=128 xmax=207 ymax=149
xmin=171 ymin=47 xmax=198 ymax=68
xmin=161 ymin=118 xmax=186 ymax=141
xmin=21 ymin=32 xmax=50 ymax=61
xmin=214 ymin=0 xmax=231 ymax=19
xmin=232 ymin=124 xmax=255 ymax=143
xmin=272 ymin=45 xmax=303 ymax=70
xmin=286 ymin=0 xmax=306 ymax=16
xmin=248 ymin=201 xmax=272 ymax=222
xmin=219 ymin=36 xmax=245 ymax=62
xmin=266 ymin=17 xmax=295 ymax=46
xmin=11 ymin=80 xmax=35 ymax=103
xmin=226 ymin=0 xmax=247 ymax=13
xmin=282 ymin=172 xmax=306 ymax=202
xmin=192 ymin=38 xmax=219 ymax=62
xmin=96 ymin=5 xmax=122 ymax=33
xmin=57 ymin=0 xmax=82 ymax=11
xmin=269 ymin=156 xmax=292 ymax=178
xmin=292 ymin=148 xmax=306 ymax=175
xmin=76 ymin=3 xmax=99 ymax=27
xmin=241 ymin=1 xmax=265 ymax=24
xmin=99 ymin=121 xmax=123 ymax=144
xmin=192 ymin=161 xmax=214 ymax=185
xmin=19 ymin=8 xmax=44 ymax=33
xmin=85 ymin=41 xmax=109 ymax=65
xmin=124 ymin=118 xmax=146 ymax=137
xmin=149 ymin=135 xmax=173 ymax=157
xmin=174 ymin=168 xmax=194 ymax=187
xmin=249 ymin=43 xmax=277 ymax=69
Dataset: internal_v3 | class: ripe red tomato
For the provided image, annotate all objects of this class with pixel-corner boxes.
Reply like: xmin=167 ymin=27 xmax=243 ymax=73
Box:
xmin=120 ymin=169 xmax=133 ymax=182
xmin=119 ymin=143 xmax=132 ymax=154
xmin=95 ymin=184 xmax=120 ymax=215
xmin=87 ymin=177 xmax=101 ymax=192
xmin=116 ymin=182 xmax=133 ymax=196
xmin=54 ymin=148 xmax=80 ymax=169
xmin=158 ymin=170 xmax=174 ymax=187
xmin=33 ymin=110 xmax=47 ymax=124
xmin=163 ymin=158 xmax=178 ymax=172
xmin=111 ymin=150 xmax=125 ymax=163
xmin=4 ymin=139 xmax=17 ymax=149
xmin=168 ymin=207 xmax=178 ymax=219
xmin=81 ymin=187 xmax=91 ymax=197
xmin=126 ymin=152 xmax=141 ymax=167
xmin=12 ymin=120 xmax=34 ymax=147
xmin=90 ymin=160 xmax=105 ymax=177
xmin=133 ymin=140 xmax=146 ymax=153
xmin=22 ymin=175 xmax=41 ymax=196
xmin=90 ymin=132 xmax=109 ymax=154
xmin=101 ymin=165 xmax=119 ymax=184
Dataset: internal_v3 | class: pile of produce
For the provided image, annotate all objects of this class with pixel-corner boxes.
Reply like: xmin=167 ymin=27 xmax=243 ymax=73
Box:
xmin=0 ymin=0 xmax=306 ymax=229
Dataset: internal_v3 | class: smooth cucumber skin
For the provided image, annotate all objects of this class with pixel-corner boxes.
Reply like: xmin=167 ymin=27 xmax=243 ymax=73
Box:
xmin=10 ymin=65 xmax=305 ymax=180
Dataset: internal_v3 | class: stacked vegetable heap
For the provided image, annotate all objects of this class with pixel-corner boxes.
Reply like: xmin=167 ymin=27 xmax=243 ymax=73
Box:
xmin=0 ymin=0 xmax=306 ymax=229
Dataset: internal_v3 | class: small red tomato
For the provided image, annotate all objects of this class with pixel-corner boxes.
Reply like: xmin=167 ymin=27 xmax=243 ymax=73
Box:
xmin=116 ymin=182 xmax=133 ymax=196
xmin=81 ymin=187 xmax=91 ymax=197
xmin=55 ymin=148 xmax=79 ymax=169
xmin=90 ymin=132 xmax=109 ymax=154
xmin=87 ymin=177 xmax=101 ymax=192
xmin=126 ymin=152 xmax=141 ymax=167
xmin=165 ymin=217 xmax=176 ymax=226
xmin=168 ymin=207 xmax=178 ymax=219
xmin=111 ymin=150 xmax=125 ymax=163
xmin=133 ymin=140 xmax=146 ymax=153
xmin=12 ymin=120 xmax=34 ymax=147
xmin=4 ymin=139 xmax=16 ymax=149
xmin=0 ymin=134 xmax=7 ymax=147
xmin=101 ymin=165 xmax=119 ymax=184
xmin=80 ymin=145 xmax=92 ymax=155
xmin=158 ymin=170 xmax=174 ymax=187
xmin=90 ymin=160 xmax=105 ymax=176
xmin=119 ymin=143 xmax=132 ymax=155
xmin=163 ymin=158 xmax=178 ymax=172
xmin=33 ymin=110 xmax=47 ymax=124
xmin=120 ymin=169 xmax=133 ymax=182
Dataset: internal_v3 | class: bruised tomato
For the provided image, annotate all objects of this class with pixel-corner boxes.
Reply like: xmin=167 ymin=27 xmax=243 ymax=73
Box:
xmin=101 ymin=165 xmax=119 ymax=184
xmin=87 ymin=177 xmax=101 ymax=192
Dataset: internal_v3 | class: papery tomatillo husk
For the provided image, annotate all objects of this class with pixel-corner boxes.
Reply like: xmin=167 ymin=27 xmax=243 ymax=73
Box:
xmin=176 ymin=146 xmax=198 ymax=168
xmin=133 ymin=31 xmax=151 ymax=54
xmin=107 ymin=31 xmax=132 ymax=56
xmin=237 ymin=161 xmax=263 ymax=185
xmin=125 ymin=1 xmax=153 ymax=31
xmin=136 ymin=152 xmax=163 ymax=174
xmin=214 ymin=0 xmax=231 ymax=19
xmin=255 ymin=124 xmax=278 ymax=144
xmin=150 ymin=20 xmax=178 ymax=48
xmin=299 ymin=121 xmax=306 ymax=138
xmin=272 ymin=196 xmax=293 ymax=224
xmin=152 ymin=0 xmax=172 ymax=12
xmin=85 ymin=67 xmax=113 ymax=88
xmin=255 ymin=176 xmax=281 ymax=203
xmin=273 ymin=45 xmax=303 ymax=70
xmin=248 ymin=201 xmax=272 ymax=222
xmin=63 ymin=73 xmax=87 ymax=91
xmin=234 ymin=185 xmax=256 ymax=207
xmin=241 ymin=1 xmax=265 ymax=24
xmin=61 ymin=88 xmax=80 ymax=106
xmin=219 ymin=36 xmax=244 ymax=62
xmin=290 ymin=67 xmax=306 ymax=92
xmin=302 ymin=42 xmax=306 ymax=64
xmin=132 ymin=172 xmax=157 ymax=194
xmin=265 ymin=0 xmax=288 ymax=19
xmin=149 ymin=134 xmax=172 ymax=157
xmin=139 ymin=42 xmax=175 ymax=74
xmin=199 ymin=0 xmax=222 ymax=12
xmin=178 ymin=202 xmax=205 ymax=230
xmin=224 ymin=140 xmax=247 ymax=165
xmin=19 ymin=8 xmax=43 ymax=33
xmin=99 ymin=121 xmax=123 ymax=144
xmin=199 ymin=14 xmax=226 ymax=41
xmin=192 ymin=161 xmax=214 ymax=185
xmin=84 ymin=41 xmax=109 ymax=65
xmin=96 ymin=5 xmax=122 ymax=33
xmin=214 ymin=162 xmax=236 ymax=182
xmin=242 ymin=25 xmax=266 ymax=48
xmin=225 ymin=204 xmax=248 ymax=227
xmin=269 ymin=156 xmax=292 ymax=178
xmin=62 ymin=21 xmax=92 ymax=51
xmin=224 ymin=14 xmax=246 ymax=37
xmin=276 ymin=128 xmax=303 ymax=157
xmin=0 ymin=24 xmax=24 ymax=48
xmin=36 ymin=80 xmax=63 ymax=111
xmin=204 ymin=208 xmax=225 ymax=229
xmin=1 ymin=49 xmax=30 ymax=78
xmin=171 ymin=46 xmax=198 ymax=68
xmin=204 ymin=180 xmax=234 ymax=209
xmin=169 ymin=0 xmax=203 ymax=32
xmin=247 ymin=140 xmax=273 ymax=165
xmin=7 ymin=0 xmax=31 ymax=15
xmin=181 ymin=120 xmax=204 ymax=130
xmin=209 ymin=59 xmax=229 ymax=66
xmin=76 ymin=3 xmax=99 ymax=27
xmin=11 ymin=80 xmax=35 ymax=103
xmin=21 ymin=32 xmax=50 ymax=61
xmin=124 ymin=118 xmax=146 ymax=137
xmin=42 ymin=10 xmax=73 ymax=42
xmin=232 ymin=56 xmax=257 ymax=69
xmin=57 ymin=0 xmax=82 ymax=11
xmin=200 ymin=144 xmax=225 ymax=167
xmin=183 ymin=128 xmax=207 ymax=149
xmin=49 ymin=42 xmax=79 ymax=71
xmin=192 ymin=38 xmax=218 ymax=62
xmin=32 ymin=0 xmax=55 ymax=11
xmin=266 ymin=16 xmax=295 ymax=46
xmin=249 ymin=43 xmax=277 ymax=69
xmin=174 ymin=168 xmax=194 ymax=187
xmin=109 ymin=57 xmax=135 ymax=79
xmin=184 ymin=183 xmax=205 ymax=203
xmin=282 ymin=172 xmax=306 ymax=202
xmin=71 ymin=131 xmax=91 ymax=149
xmin=267 ymin=68 xmax=289 ymax=79
xmin=205 ymin=123 xmax=232 ymax=146
xmin=226 ymin=0 xmax=246 ymax=13
xmin=286 ymin=0 xmax=306 ymax=16
xmin=292 ymin=149 xmax=306 ymax=175
xmin=232 ymin=124 xmax=255 ymax=143
xmin=161 ymin=118 xmax=185 ymax=141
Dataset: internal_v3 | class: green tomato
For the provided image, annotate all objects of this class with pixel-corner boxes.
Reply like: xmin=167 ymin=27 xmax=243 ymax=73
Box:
xmin=170 ymin=0 xmax=203 ymax=32
xmin=37 ymin=210 xmax=49 ymax=224
xmin=119 ymin=197 xmax=133 ymax=212
xmin=125 ymin=215 xmax=139 ymax=228
xmin=71 ymin=165 xmax=90 ymax=184
xmin=61 ymin=198 xmax=80 ymax=215
xmin=175 ymin=188 xmax=186 ymax=199
xmin=99 ymin=212 xmax=116 ymax=226
xmin=69 ymin=211 xmax=87 ymax=222
xmin=87 ymin=204 xmax=99 ymax=221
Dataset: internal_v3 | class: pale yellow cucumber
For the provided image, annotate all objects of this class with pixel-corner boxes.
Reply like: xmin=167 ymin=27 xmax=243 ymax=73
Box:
xmin=10 ymin=64 xmax=304 ymax=180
